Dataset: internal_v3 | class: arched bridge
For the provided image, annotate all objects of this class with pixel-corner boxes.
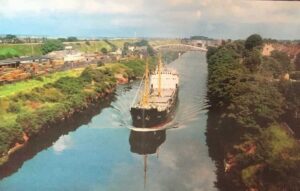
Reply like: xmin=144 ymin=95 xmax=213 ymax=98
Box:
xmin=153 ymin=44 xmax=207 ymax=52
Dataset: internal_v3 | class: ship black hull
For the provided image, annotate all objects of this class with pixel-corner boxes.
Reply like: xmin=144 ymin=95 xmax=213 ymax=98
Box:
xmin=130 ymin=89 xmax=178 ymax=128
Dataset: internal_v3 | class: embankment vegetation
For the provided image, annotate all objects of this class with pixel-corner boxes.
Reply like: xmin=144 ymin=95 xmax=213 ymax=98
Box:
xmin=207 ymin=34 xmax=300 ymax=190
xmin=0 ymin=58 xmax=149 ymax=165
xmin=0 ymin=44 xmax=43 ymax=59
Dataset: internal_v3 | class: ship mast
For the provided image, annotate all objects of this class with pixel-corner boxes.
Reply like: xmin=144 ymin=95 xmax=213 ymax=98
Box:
xmin=141 ymin=59 xmax=150 ymax=107
xmin=158 ymin=55 xmax=162 ymax=97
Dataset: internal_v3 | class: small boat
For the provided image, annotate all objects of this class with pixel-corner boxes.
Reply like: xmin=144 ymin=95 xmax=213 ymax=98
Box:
xmin=130 ymin=57 xmax=179 ymax=128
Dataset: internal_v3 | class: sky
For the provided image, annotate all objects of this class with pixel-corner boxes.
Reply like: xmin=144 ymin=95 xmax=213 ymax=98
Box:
xmin=0 ymin=0 xmax=299 ymax=39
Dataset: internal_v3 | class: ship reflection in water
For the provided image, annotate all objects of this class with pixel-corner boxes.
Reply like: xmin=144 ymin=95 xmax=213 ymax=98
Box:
xmin=129 ymin=129 xmax=166 ymax=188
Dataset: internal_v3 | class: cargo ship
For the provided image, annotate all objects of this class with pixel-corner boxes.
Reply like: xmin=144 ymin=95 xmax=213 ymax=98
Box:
xmin=130 ymin=57 xmax=179 ymax=128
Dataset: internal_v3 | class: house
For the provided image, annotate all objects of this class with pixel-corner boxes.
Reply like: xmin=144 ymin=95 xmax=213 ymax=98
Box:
xmin=128 ymin=46 xmax=135 ymax=52
xmin=262 ymin=44 xmax=275 ymax=56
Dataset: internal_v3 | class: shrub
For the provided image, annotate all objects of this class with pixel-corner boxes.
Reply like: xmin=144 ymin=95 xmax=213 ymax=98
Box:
xmin=41 ymin=40 xmax=64 ymax=54
xmin=0 ymin=122 xmax=23 ymax=155
xmin=7 ymin=101 xmax=21 ymax=113
xmin=43 ymin=88 xmax=64 ymax=102
xmin=52 ymin=77 xmax=85 ymax=94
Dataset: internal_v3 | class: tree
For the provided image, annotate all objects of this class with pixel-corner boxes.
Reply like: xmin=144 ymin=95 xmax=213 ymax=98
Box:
xmin=271 ymin=50 xmax=293 ymax=72
xmin=244 ymin=50 xmax=262 ymax=72
xmin=101 ymin=47 xmax=108 ymax=54
xmin=67 ymin=36 xmax=78 ymax=42
xmin=4 ymin=34 xmax=18 ymax=43
xmin=227 ymin=82 xmax=284 ymax=129
xmin=245 ymin=34 xmax=263 ymax=50
xmin=5 ymin=34 xmax=17 ymax=40
xmin=206 ymin=46 xmax=217 ymax=60
xmin=147 ymin=45 xmax=155 ymax=56
xmin=41 ymin=40 xmax=64 ymax=54
xmin=190 ymin=36 xmax=210 ymax=40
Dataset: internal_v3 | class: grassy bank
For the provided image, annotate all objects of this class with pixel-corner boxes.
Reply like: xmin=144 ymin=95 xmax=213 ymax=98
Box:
xmin=207 ymin=35 xmax=300 ymax=190
xmin=65 ymin=41 xmax=112 ymax=53
xmin=0 ymin=44 xmax=43 ymax=58
xmin=0 ymin=58 xmax=148 ymax=165
xmin=0 ymin=69 xmax=84 ymax=98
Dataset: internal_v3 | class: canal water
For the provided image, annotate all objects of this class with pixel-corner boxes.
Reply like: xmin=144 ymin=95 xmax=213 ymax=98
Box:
xmin=0 ymin=51 xmax=218 ymax=191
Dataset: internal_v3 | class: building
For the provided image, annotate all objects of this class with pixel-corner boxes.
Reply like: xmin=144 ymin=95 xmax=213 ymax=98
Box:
xmin=262 ymin=44 xmax=275 ymax=56
xmin=128 ymin=46 xmax=135 ymax=52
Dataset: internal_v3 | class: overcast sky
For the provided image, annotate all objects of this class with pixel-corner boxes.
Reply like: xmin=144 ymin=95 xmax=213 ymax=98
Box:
xmin=0 ymin=0 xmax=299 ymax=39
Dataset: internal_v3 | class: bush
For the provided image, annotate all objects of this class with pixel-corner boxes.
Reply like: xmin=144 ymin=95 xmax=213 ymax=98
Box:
xmin=0 ymin=122 xmax=23 ymax=155
xmin=41 ymin=40 xmax=64 ymax=54
xmin=271 ymin=50 xmax=293 ymax=72
xmin=52 ymin=77 xmax=86 ymax=94
xmin=43 ymin=88 xmax=64 ymax=102
xmin=7 ymin=101 xmax=21 ymax=113
xmin=244 ymin=49 xmax=261 ymax=72
xmin=101 ymin=48 xmax=108 ymax=54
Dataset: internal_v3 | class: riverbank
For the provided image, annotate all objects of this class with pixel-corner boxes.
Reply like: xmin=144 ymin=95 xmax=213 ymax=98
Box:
xmin=206 ymin=35 xmax=300 ymax=190
xmin=0 ymin=58 xmax=151 ymax=166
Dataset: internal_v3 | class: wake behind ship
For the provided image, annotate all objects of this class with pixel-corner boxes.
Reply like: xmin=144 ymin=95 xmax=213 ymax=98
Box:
xmin=130 ymin=57 xmax=179 ymax=128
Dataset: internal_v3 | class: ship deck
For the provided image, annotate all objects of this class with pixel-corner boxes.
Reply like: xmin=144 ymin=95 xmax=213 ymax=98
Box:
xmin=133 ymin=89 xmax=176 ymax=110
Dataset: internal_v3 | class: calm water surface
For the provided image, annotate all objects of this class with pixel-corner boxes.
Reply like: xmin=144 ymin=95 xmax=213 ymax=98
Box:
xmin=0 ymin=51 xmax=217 ymax=191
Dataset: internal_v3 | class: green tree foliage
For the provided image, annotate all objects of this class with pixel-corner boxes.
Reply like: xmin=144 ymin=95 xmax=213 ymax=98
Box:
xmin=7 ymin=101 xmax=22 ymax=113
xmin=245 ymin=34 xmax=263 ymax=50
xmin=0 ymin=122 xmax=23 ymax=155
xmin=207 ymin=46 xmax=244 ymax=107
xmin=101 ymin=47 xmax=108 ymax=54
xmin=244 ymin=49 xmax=262 ymax=72
xmin=206 ymin=47 xmax=217 ymax=60
xmin=67 ymin=36 xmax=78 ymax=42
xmin=147 ymin=45 xmax=155 ymax=56
xmin=2 ymin=34 xmax=20 ymax=43
xmin=52 ymin=77 xmax=86 ymax=94
xmin=261 ymin=56 xmax=283 ymax=78
xmin=227 ymin=82 xmax=284 ymax=129
xmin=41 ymin=40 xmax=64 ymax=54
xmin=255 ymin=125 xmax=300 ymax=189
xmin=190 ymin=36 xmax=211 ymax=40
xmin=207 ymin=38 xmax=300 ymax=189
xmin=5 ymin=34 xmax=17 ymax=40
xmin=271 ymin=50 xmax=293 ymax=72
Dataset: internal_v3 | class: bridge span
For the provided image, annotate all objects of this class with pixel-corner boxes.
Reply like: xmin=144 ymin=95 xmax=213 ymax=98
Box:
xmin=153 ymin=44 xmax=207 ymax=52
